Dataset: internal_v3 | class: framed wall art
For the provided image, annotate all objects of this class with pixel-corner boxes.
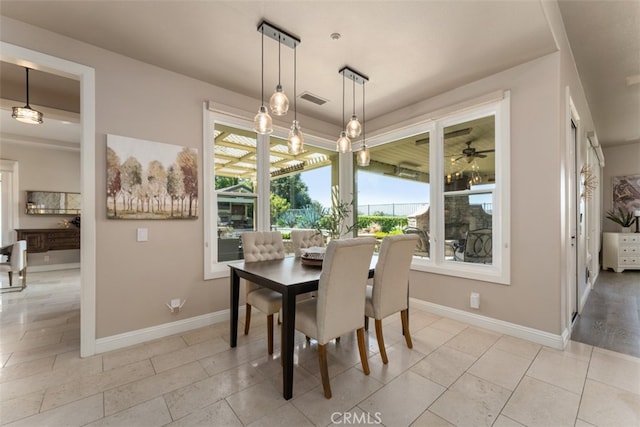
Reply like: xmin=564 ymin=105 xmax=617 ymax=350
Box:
xmin=107 ymin=134 xmax=198 ymax=219
xmin=612 ymin=174 xmax=640 ymax=213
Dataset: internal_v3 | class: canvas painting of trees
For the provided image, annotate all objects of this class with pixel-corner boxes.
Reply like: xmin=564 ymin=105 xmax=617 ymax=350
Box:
xmin=107 ymin=135 xmax=198 ymax=219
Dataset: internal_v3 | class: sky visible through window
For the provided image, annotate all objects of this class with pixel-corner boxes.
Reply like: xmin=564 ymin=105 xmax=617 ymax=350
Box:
xmin=302 ymin=168 xmax=430 ymax=208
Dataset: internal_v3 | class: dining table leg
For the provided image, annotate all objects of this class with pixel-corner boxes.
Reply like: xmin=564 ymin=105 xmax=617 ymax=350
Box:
xmin=230 ymin=268 xmax=240 ymax=348
xmin=281 ymin=291 xmax=296 ymax=400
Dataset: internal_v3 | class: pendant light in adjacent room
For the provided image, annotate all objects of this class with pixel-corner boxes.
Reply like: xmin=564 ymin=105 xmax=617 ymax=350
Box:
xmin=12 ymin=67 xmax=43 ymax=125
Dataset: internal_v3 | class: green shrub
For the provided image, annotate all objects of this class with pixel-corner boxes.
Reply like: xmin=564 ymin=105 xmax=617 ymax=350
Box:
xmin=357 ymin=216 xmax=408 ymax=232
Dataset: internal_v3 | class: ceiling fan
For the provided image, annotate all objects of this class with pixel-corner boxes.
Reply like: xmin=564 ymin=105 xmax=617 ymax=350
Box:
xmin=455 ymin=140 xmax=495 ymax=162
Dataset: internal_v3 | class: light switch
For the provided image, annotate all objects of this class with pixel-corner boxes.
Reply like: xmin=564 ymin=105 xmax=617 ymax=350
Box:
xmin=137 ymin=228 xmax=148 ymax=242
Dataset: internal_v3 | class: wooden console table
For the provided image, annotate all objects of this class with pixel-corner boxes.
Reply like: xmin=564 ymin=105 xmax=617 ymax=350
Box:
xmin=16 ymin=228 xmax=80 ymax=253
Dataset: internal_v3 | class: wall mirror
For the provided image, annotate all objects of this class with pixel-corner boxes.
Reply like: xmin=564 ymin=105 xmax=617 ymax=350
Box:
xmin=26 ymin=191 xmax=81 ymax=215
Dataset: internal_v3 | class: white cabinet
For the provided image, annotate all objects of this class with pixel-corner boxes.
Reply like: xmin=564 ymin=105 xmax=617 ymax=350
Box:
xmin=603 ymin=232 xmax=640 ymax=272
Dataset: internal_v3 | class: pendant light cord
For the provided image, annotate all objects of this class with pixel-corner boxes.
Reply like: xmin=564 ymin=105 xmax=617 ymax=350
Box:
xmin=261 ymin=31 xmax=265 ymax=105
xmin=362 ymin=82 xmax=366 ymax=145
xmin=278 ymin=40 xmax=282 ymax=86
xmin=293 ymin=44 xmax=297 ymax=121
xmin=342 ymin=74 xmax=345 ymax=129
xmin=352 ymin=78 xmax=356 ymax=115
xmin=25 ymin=68 xmax=31 ymax=106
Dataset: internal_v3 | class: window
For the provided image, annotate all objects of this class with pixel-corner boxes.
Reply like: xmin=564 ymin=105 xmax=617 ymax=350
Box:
xmin=355 ymin=94 xmax=510 ymax=284
xmin=355 ymin=131 xmax=431 ymax=257
xmin=204 ymin=108 xmax=337 ymax=278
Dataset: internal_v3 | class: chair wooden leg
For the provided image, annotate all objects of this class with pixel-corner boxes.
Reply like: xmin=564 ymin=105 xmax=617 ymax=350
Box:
xmin=401 ymin=309 xmax=413 ymax=349
xmin=267 ymin=314 xmax=274 ymax=355
xmin=364 ymin=316 xmax=369 ymax=331
xmin=318 ymin=344 xmax=332 ymax=398
xmin=8 ymin=271 xmax=12 ymax=287
xmin=357 ymin=328 xmax=370 ymax=375
xmin=21 ymin=268 xmax=27 ymax=288
xmin=374 ymin=319 xmax=388 ymax=364
xmin=244 ymin=304 xmax=252 ymax=335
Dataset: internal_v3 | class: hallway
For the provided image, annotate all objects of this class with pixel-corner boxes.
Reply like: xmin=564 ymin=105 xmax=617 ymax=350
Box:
xmin=572 ymin=269 xmax=640 ymax=358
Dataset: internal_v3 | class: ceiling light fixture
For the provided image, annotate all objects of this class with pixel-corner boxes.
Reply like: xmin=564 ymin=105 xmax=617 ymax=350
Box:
xmin=337 ymin=67 xmax=368 ymax=155
xmin=357 ymin=79 xmax=370 ymax=167
xmin=269 ymin=38 xmax=289 ymax=115
xmin=288 ymin=43 xmax=304 ymax=155
xmin=336 ymin=73 xmax=351 ymax=153
xmin=12 ymin=67 xmax=43 ymax=125
xmin=346 ymin=78 xmax=361 ymax=138
xmin=253 ymin=29 xmax=272 ymax=135
xmin=255 ymin=21 xmax=300 ymax=136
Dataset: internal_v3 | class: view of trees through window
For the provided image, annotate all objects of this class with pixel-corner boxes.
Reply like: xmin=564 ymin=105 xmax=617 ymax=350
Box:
xmin=212 ymin=110 xmax=497 ymax=267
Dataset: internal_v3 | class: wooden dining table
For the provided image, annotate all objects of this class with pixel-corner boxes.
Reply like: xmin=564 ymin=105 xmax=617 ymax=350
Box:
xmin=228 ymin=255 xmax=376 ymax=400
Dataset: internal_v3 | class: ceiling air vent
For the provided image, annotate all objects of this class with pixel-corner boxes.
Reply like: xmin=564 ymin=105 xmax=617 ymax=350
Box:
xmin=299 ymin=91 xmax=328 ymax=106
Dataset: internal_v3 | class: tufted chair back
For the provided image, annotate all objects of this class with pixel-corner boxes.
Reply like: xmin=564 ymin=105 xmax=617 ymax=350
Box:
xmin=241 ymin=231 xmax=286 ymax=295
xmin=291 ymin=229 xmax=325 ymax=258
xmin=368 ymin=234 xmax=419 ymax=319
xmin=241 ymin=231 xmax=286 ymax=262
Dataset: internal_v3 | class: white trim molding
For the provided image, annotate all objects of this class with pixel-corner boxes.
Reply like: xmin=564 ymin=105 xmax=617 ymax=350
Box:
xmin=1 ymin=41 xmax=97 ymax=358
xmin=95 ymin=306 xmax=244 ymax=354
xmin=410 ymin=298 xmax=566 ymax=350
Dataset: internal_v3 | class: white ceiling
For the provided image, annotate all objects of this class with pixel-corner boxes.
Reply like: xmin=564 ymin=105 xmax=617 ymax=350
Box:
xmin=1 ymin=1 xmax=638 ymax=146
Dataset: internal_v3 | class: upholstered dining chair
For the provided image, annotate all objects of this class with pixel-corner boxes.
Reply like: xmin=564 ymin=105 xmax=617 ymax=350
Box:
xmin=365 ymin=234 xmax=419 ymax=364
xmin=240 ymin=231 xmax=286 ymax=355
xmin=290 ymin=229 xmax=325 ymax=258
xmin=0 ymin=240 xmax=27 ymax=290
xmin=295 ymin=237 xmax=376 ymax=398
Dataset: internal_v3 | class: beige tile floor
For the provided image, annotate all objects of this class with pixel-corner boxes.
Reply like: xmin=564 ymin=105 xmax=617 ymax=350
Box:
xmin=1 ymin=269 xmax=639 ymax=426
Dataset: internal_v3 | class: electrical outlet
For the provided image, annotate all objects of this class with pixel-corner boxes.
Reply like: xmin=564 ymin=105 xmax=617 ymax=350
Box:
xmin=170 ymin=298 xmax=181 ymax=308
xmin=44 ymin=254 xmax=50 ymax=262
xmin=470 ymin=292 xmax=480 ymax=309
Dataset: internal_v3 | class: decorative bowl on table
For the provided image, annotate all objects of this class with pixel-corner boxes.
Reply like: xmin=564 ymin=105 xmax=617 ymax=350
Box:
xmin=300 ymin=246 xmax=326 ymax=267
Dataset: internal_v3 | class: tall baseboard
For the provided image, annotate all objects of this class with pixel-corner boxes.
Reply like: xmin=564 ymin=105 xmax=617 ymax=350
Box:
xmin=28 ymin=263 xmax=80 ymax=272
xmin=95 ymin=306 xmax=246 ymax=354
xmin=410 ymin=298 xmax=565 ymax=350
xmin=95 ymin=300 xmax=566 ymax=355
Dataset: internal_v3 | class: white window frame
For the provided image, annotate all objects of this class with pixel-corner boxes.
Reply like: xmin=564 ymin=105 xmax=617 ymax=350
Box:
xmin=203 ymin=104 xmax=261 ymax=279
xmin=364 ymin=92 xmax=511 ymax=284
xmin=203 ymin=102 xmax=337 ymax=279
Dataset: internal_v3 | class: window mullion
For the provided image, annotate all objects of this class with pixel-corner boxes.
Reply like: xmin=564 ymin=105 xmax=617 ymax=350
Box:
xmin=256 ymin=133 xmax=271 ymax=232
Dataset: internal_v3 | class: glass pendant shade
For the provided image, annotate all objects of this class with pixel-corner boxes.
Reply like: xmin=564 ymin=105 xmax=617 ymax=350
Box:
xmin=12 ymin=106 xmax=43 ymax=124
xmin=346 ymin=114 xmax=361 ymax=138
xmin=13 ymin=68 xmax=43 ymax=125
xmin=336 ymin=131 xmax=351 ymax=153
xmin=269 ymin=84 xmax=289 ymax=115
xmin=357 ymin=146 xmax=370 ymax=166
xmin=288 ymin=120 xmax=304 ymax=155
xmin=253 ymin=105 xmax=273 ymax=134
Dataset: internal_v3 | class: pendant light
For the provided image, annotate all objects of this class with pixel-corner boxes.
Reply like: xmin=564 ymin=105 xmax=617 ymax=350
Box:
xmin=336 ymin=74 xmax=351 ymax=153
xmin=345 ymin=77 xmax=361 ymax=138
xmin=357 ymin=81 xmax=370 ymax=167
xmin=288 ymin=43 xmax=303 ymax=155
xmin=253 ymin=29 xmax=273 ymax=135
xmin=12 ymin=67 xmax=43 ymax=125
xmin=269 ymin=40 xmax=289 ymax=115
